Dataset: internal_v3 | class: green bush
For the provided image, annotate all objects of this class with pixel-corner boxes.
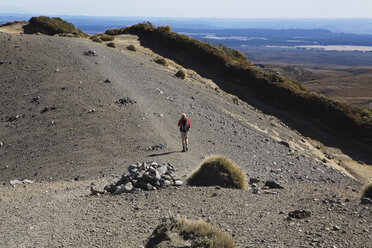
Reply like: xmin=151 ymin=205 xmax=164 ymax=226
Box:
xmin=23 ymin=16 xmax=88 ymax=37
xmin=362 ymin=183 xmax=372 ymax=199
xmin=126 ymin=44 xmax=137 ymax=51
xmin=106 ymin=42 xmax=116 ymax=48
xmin=175 ymin=69 xmax=187 ymax=79
xmin=188 ymin=155 xmax=247 ymax=189
xmin=146 ymin=216 xmax=236 ymax=248
xmin=155 ymin=58 xmax=169 ymax=66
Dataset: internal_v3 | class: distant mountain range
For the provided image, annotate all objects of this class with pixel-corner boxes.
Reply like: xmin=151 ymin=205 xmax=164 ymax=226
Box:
xmin=1 ymin=14 xmax=372 ymax=35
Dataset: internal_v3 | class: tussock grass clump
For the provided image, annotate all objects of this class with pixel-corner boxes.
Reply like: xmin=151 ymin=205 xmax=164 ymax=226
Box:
xmin=23 ymin=16 xmax=88 ymax=37
xmin=99 ymin=34 xmax=114 ymax=41
xmin=362 ymin=183 xmax=372 ymax=199
xmin=146 ymin=216 xmax=236 ymax=248
xmin=188 ymin=155 xmax=247 ymax=189
xmin=126 ymin=44 xmax=137 ymax=51
xmin=175 ymin=69 xmax=187 ymax=79
xmin=155 ymin=58 xmax=169 ymax=66
xmin=92 ymin=37 xmax=103 ymax=43
xmin=91 ymin=33 xmax=115 ymax=41
xmin=157 ymin=25 xmax=171 ymax=33
xmin=106 ymin=42 xmax=116 ymax=48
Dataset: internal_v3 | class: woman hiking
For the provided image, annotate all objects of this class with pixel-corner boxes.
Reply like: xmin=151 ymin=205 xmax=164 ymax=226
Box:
xmin=178 ymin=113 xmax=191 ymax=152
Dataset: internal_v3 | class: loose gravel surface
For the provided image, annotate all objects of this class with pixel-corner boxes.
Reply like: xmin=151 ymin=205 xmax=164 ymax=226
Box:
xmin=0 ymin=31 xmax=371 ymax=247
xmin=0 ymin=180 xmax=371 ymax=248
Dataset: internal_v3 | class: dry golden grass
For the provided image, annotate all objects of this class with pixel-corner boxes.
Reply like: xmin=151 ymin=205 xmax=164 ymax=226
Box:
xmin=175 ymin=69 xmax=187 ymax=79
xmin=178 ymin=217 xmax=236 ymax=248
xmin=362 ymin=183 xmax=372 ymax=199
xmin=155 ymin=58 xmax=169 ymax=66
xmin=188 ymin=155 xmax=247 ymax=189
xmin=146 ymin=216 xmax=236 ymax=248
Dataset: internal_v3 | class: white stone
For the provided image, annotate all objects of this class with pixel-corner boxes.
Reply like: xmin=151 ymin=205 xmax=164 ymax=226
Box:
xmin=174 ymin=180 xmax=183 ymax=186
xmin=10 ymin=180 xmax=22 ymax=186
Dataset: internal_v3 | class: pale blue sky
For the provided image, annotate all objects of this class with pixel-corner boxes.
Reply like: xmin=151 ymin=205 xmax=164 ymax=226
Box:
xmin=0 ymin=0 xmax=371 ymax=18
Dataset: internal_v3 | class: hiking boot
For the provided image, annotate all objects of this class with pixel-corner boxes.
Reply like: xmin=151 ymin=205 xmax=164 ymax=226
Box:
xmin=186 ymin=145 xmax=189 ymax=151
xmin=182 ymin=149 xmax=186 ymax=152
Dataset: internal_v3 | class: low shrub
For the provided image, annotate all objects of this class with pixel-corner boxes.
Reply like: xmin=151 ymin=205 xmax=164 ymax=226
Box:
xmin=23 ymin=16 xmax=88 ymax=37
xmin=220 ymin=45 xmax=247 ymax=62
xmin=158 ymin=25 xmax=171 ymax=33
xmin=0 ymin=20 xmax=27 ymax=27
xmin=105 ymin=28 xmax=120 ymax=36
xmin=146 ymin=216 xmax=236 ymax=248
xmin=106 ymin=42 xmax=116 ymax=48
xmin=92 ymin=37 xmax=103 ymax=43
xmin=126 ymin=44 xmax=137 ymax=51
xmin=175 ymin=69 xmax=187 ymax=79
xmin=100 ymin=34 xmax=114 ymax=41
xmin=91 ymin=33 xmax=114 ymax=41
xmin=155 ymin=58 xmax=169 ymax=66
xmin=362 ymin=183 xmax=372 ymax=199
xmin=188 ymin=155 xmax=247 ymax=189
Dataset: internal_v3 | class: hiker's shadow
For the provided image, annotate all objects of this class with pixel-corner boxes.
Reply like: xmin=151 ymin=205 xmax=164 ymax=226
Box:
xmin=148 ymin=151 xmax=182 ymax=157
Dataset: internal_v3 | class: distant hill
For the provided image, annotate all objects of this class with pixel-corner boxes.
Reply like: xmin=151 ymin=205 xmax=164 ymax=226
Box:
xmin=2 ymin=15 xmax=372 ymax=34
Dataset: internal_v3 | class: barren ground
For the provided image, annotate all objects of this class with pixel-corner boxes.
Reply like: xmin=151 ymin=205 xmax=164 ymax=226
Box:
xmin=0 ymin=29 xmax=371 ymax=247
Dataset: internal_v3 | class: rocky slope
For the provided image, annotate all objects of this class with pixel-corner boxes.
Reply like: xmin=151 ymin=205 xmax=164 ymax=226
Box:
xmin=0 ymin=30 xmax=371 ymax=247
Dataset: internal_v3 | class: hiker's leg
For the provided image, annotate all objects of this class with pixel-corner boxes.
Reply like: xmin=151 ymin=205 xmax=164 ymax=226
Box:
xmin=182 ymin=138 xmax=186 ymax=151
xmin=185 ymin=132 xmax=189 ymax=150
xmin=181 ymin=132 xmax=186 ymax=151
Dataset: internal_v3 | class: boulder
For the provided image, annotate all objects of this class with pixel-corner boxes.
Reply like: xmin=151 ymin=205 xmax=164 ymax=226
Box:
xmin=288 ymin=209 xmax=311 ymax=219
xmin=264 ymin=180 xmax=284 ymax=189
xmin=361 ymin=197 xmax=372 ymax=205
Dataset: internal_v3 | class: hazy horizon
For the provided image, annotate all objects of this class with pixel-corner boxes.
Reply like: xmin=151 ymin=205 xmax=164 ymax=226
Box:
xmin=2 ymin=14 xmax=372 ymax=35
xmin=1 ymin=0 xmax=372 ymax=18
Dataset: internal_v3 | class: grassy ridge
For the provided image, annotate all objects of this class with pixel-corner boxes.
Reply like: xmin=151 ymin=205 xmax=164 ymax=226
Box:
xmin=106 ymin=22 xmax=372 ymax=140
xmin=0 ymin=20 xmax=28 ymax=27
xmin=23 ymin=16 xmax=88 ymax=37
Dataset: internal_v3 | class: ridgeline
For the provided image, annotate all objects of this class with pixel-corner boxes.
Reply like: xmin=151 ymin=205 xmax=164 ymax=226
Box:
xmin=106 ymin=22 xmax=372 ymax=142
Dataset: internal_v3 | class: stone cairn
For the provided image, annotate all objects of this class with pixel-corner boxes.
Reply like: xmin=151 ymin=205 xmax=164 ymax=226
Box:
xmin=104 ymin=162 xmax=183 ymax=194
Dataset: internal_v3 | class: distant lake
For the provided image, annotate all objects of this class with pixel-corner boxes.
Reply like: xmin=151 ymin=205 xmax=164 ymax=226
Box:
xmin=266 ymin=45 xmax=372 ymax=52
